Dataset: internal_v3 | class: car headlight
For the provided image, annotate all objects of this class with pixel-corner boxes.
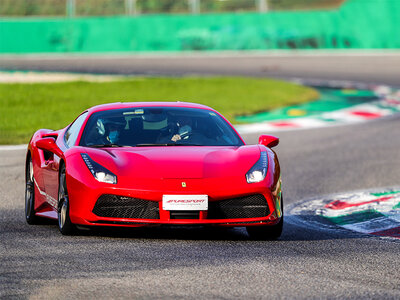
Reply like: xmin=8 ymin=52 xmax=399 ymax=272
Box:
xmin=246 ymin=151 xmax=268 ymax=183
xmin=81 ymin=153 xmax=117 ymax=184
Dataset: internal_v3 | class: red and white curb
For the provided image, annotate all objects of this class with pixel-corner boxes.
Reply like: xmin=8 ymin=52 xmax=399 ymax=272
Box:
xmin=236 ymin=84 xmax=400 ymax=134
xmin=289 ymin=188 xmax=400 ymax=240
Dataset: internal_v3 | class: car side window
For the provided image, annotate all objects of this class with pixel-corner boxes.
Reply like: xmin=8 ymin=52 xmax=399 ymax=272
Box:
xmin=64 ymin=112 xmax=88 ymax=148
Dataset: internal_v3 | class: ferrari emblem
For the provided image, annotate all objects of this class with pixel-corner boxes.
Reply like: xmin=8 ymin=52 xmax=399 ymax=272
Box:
xmin=182 ymin=182 xmax=186 ymax=187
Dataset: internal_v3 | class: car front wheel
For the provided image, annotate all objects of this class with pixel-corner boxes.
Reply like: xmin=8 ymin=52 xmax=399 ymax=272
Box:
xmin=246 ymin=217 xmax=283 ymax=240
xmin=246 ymin=196 xmax=283 ymax=240
xmin=58 ymin=164 xmax=76 ymax=235
xmin=25 ymin=156 xmax=38 ymax=224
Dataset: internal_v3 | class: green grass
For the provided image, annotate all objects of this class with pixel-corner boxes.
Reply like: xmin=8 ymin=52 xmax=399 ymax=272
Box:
xmin=0 ymin=77 xmax=318 ymax=144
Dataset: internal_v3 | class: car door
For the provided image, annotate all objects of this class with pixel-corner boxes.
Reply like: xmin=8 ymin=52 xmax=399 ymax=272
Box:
xmin=43 ymin=112 xmax=88 ymax=210
xmin=40 ymin=146 xmax=60 ymax=209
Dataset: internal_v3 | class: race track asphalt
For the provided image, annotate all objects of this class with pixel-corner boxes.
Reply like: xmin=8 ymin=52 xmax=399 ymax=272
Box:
xmin=1 ymin=52 xmax=400 ymax=87
xmin=1 ymin=54 xmax=400 ymax=299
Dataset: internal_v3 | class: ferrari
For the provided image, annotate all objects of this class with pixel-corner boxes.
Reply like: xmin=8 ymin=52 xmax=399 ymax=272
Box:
xmin=25 ymin=102 xmax=282 ymax=239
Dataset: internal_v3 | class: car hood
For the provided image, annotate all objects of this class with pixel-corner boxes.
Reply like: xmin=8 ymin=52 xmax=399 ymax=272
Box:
xmin=84 ymin=146 xmax=261 ymax=179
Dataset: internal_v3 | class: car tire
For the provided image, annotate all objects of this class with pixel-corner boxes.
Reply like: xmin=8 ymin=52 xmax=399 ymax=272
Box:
xmin=25 ymin=156 xmax=38 ymax=225
xmin=246 ymin=196 xmax=283 ymax=240
xmin=58 ymin=164 xmax=76 ymax=235
xmin=246 ymin=217 xmax=283 ymax=240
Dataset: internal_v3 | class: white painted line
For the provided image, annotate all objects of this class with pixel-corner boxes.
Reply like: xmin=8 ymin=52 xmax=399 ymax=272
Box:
xmin=0 ymin=71 xmax=122 ymax=83
xmin=0 ymin=144 xmax=27 ymax=151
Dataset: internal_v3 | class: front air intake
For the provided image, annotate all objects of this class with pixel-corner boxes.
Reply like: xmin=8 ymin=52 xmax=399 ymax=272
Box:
xmin=207 ymin=194 xmax=269 ymax=219
xmin=92 ymin=195 xmax=159 ymax=219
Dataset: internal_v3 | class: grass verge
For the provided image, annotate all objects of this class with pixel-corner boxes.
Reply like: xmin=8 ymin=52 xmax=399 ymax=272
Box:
xmin=0 ymin=76 xmax=318 ymax=144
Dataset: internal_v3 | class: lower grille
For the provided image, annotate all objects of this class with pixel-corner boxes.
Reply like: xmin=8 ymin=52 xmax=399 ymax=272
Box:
xmin=170 ymin=211 xmax=200 ymax=219
xmin=208 ymin=194 xmax=269 ymax=219
xmin=92 ymin=194 xmax=159 ymax=219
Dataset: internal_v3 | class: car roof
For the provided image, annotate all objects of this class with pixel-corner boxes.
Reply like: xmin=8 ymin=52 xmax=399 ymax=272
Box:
xmin=86 ymin=102 xmax=214 ymax=114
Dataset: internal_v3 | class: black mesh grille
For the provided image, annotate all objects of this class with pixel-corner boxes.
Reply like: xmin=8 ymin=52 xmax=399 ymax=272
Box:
xmin=170 ymin=211 xmax=200 ymax=219
xmin=208 ymin=194 xmax=269 ymax=219
xmin=93 ymin=195 xmax=159 ymax=219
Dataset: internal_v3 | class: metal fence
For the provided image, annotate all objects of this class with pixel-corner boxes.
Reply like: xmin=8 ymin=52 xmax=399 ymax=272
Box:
xmin=0 ymin=0 xmax=344 ymax=17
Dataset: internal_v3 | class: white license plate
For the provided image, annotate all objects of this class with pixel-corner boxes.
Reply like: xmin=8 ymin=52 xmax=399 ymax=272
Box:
xmin=162 ymin=195 xmax=208 ymax=211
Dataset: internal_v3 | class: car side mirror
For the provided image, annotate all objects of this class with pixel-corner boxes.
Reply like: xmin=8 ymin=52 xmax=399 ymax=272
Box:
xmin=36 ymin=137 xmax=63 ymax=157
xmin=258 ymin=135 xmax=279 ymax=148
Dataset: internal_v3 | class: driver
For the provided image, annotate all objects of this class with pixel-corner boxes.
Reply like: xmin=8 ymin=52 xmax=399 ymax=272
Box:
xmin=158 ymin=116 xmax=193 ymax=143
xmin=171 ymin=116 xmax=192 ymax=142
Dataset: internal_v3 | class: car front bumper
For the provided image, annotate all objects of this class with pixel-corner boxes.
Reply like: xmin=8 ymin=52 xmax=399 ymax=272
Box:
xmin=67 ymin=179 xmax=282 ymax=228
xmin=66 ymin=156 xmax=282 ymax=228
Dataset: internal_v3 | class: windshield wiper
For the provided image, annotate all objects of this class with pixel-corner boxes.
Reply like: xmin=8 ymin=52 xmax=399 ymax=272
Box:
xmin=88 ymin=143 xmax=125 ymax=148
xmin=135 ymin=143 xmax=175 ymax=147
xmin=175 ymin=143 xmax=202 ymax=146
xmin=135 ymin=143 xmax=202 ymax=147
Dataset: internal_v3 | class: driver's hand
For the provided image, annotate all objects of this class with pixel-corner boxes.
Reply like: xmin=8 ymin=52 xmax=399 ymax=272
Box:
xmin=171 ymin=134 xmax=181 ymax=142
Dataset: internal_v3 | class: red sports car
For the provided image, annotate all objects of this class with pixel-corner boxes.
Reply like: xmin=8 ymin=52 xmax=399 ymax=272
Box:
xmin=25 ymin=102 xmax=282 ymax=239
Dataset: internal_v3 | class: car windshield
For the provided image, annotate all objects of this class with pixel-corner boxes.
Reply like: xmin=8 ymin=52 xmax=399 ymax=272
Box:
xmin=79 ymin=106 xmax=244 ymax=147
